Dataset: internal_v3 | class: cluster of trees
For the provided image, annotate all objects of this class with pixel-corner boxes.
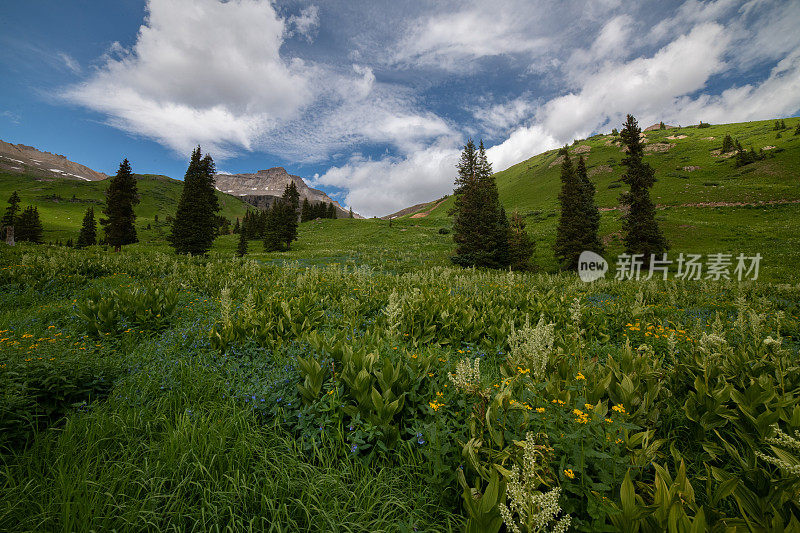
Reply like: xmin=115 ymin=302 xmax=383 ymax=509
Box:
xmin=300 ymin=199 xmax=338 ymax=221
xmin=450 ymin=140 xmax=534 ymax=270
xmin=450 ymin=114 xmax=667 ymax=273
xmin=554 ymin=149 xmax=602 ymax=269
xmin=774 ymin=119 xmax=787 ymax=131
xmin=235 ymin=181 xmax=302 ymax=257
xmin=2 ymin=191 xmax=43 ymax=243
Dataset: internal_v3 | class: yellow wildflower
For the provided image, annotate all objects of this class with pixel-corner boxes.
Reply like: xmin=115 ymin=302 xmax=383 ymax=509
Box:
xmin=564 ymin=469 xmax=575 ymax=479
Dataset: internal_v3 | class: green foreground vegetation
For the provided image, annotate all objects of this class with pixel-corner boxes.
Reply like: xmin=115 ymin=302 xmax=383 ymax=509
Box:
xmin=2 ymin=244 xmax=800 ymax=531
xmin=2 ymin=116 xmax=800 ymax=531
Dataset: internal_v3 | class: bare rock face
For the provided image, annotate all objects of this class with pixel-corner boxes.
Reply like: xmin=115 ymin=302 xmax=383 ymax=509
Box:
xmin=214 ymin=167 xmax=357 ymax=218
xmin=0 ymin=139 xmax=107 ymax=181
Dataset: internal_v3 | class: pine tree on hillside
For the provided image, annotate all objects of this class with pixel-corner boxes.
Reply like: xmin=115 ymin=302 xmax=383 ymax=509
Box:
xmin=554 ymin=148 xmax=584 ymax=270
xmin=280 ymin=182 xmax=300 ymax=249
xmin=508 ymin=210 xmax=535 ymax=271
xmin=659 ymin=121 xmax=666 ymax=130
xmin=451 ymin=139 xmax=510 ymax=268
xmin=721 ymin=134 xmax=735 ymax=153
xmin=619 ymin=114 xmax=668 ymax=264
xmin=576 ymin=156 xmax=603 ymax=256
xmin=349 ymin=207 xmax=354 ymax=218
xmin=233 ymin=217 xmax=240 ymax=234
xmin=101 ymin=159 xmax=139 ymax=252
xmin=76 ymin=206 xmax=97 ymax=248
xmin=236 ymin=227 xmax=248 ymax=257
xmin=795 ymin=122 xmax=800 ymax=136
xmin=170 ymin=147 xmax=221 ymax=255
xmin=263 ymin=202 xmax=284 ymax=252
xmin=16 ymin=206 xmax=43 ymax=243
xmin=327 ymin=202 xmax=337 ymax=219
xmin=2 ymin=190 xmax=21 ymax=240
xmin=780 ymin=119 xmax=786 ymax=129
xmin=301 ymin=198 xmax=312 ymax=222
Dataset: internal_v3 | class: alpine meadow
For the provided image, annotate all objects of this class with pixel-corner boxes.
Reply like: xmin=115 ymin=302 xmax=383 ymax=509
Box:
xmin=2 ymin=2 xmax=800 ymax=532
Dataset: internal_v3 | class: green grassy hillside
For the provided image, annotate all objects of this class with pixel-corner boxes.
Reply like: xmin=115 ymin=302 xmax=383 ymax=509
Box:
xmin=403 ymin=116 xmax=800 ymax=279
xmin=0 ymin=173 xmax=250 ymax=243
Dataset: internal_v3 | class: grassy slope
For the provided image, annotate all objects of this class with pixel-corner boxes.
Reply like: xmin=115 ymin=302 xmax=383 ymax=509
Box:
xmin=2 ymin=116 xmax=799 ymax=281
xmin=412 ymin=117 xmax=800 ymax=279
xmin=0 ymin=173 xmax=250 ymax=243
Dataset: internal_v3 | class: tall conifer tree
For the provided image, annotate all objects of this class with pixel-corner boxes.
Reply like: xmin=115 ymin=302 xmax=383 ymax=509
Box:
xmin=101 ymin=159 xmax=139 ymax=252
xmin=508 ymin=210 xmax=535 ymax=271
xmin=576 ymin=156 xmax=603 ymax=256
xmin=554 ymin=148 xmax=584 ymax=269
xmin=16 ymin=206 xmax=43 ymax=243
xmin=451 ymin=139 xmax=510 ymax=268
xmin=76 ymin=206 xmax=97 ymax=248
xmin=2 ymin=190 xmax=21 ymax=240
xmin=236 ymin=227 xmax=248 ymax=257
xmin=280 ymin=182 xmax=300 ymax=249
xmin=619 ymin=114 xmax=668 ymax=264
xmin=170 ymin=147 xmax=221 ymax=255
xmin=301 ymin=198 xmax=312 ymax=222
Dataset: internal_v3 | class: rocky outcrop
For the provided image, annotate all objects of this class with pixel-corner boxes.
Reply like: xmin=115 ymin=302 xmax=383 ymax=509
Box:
xmin=0 ymin=139 xmax=107 ymax=181
xmin=214 ymin=167 xmax=358 ymax=218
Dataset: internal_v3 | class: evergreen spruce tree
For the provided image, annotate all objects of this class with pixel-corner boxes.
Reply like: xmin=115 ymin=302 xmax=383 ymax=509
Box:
xmin=170 ymin=147 xmax=221 ymax=255
xmin=619 ymin=114 xmax=668 ymax=265
xmin=795 ymin=122 xmax=800 ymax=135
xmin=554 ymin=148 xmax=584 ymax=269
xmin=301 ymin=198 xmax=312 ymax=222
xmin=349 ymin=207 xmax=354 ymax=218
xmin=508 ymin=210 xmax=535 ymax=271
xmin=774 ymin=120 xmax=781 ymax=131
xmin=233 ymin=217 xmax=240 ymax=234
xmin=76 ymin=206 xmax=97 ymax=248
xmin=659 ymin=121 xmax=666 ymax=130
xmin=280 ymin=182 xmax=300 ymax=249
xmin=721 ymin=134 xmax=734 ymax=153
xmin=2 ymin=190 xmax=21 ymax=240
xmin=236 ymin=227 xmax=248 ymax=257
xmin=451 ymin=139 xmax=510 ymax=268
xmin=16 ymin=206 xmax=43 ymax=243
xmin=263 ymin=203 xmax=284 ymax=252
xmin=576 ymin=156 xmax=603 ymax=256
xmin=101 ymin=159 xmax=139 ymax=252
xmin=780 ymin=119 xmax=786 ymax=129
xmin=326 ymin=202 xmax=336 ymax=219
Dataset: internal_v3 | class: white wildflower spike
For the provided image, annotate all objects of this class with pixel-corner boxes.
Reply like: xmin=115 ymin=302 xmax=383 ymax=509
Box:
xmin=499 ymin=433 xmax=572 ymax=532
xmin=450 ymin=357 xmax=481 ymax=394
xmin=508 ymin=315 xmax=555 ymax=379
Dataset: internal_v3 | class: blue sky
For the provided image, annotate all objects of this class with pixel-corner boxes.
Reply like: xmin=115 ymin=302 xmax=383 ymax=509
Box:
xmin=1 ymin=0 xmax=799 ymax=216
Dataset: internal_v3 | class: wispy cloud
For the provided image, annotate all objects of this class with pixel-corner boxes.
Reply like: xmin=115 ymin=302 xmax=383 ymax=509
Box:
xmin=57 ymin=52 xmax=81 ymax=74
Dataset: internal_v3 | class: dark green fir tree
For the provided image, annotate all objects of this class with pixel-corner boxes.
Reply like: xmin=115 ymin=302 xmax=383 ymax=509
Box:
xmin=280 ymin=181 xmax=300 ymax=249
xmin=263 ymin=202 xmax=284 ymax=252
xmin=101 ymin=159 xmax=139 ymax=252
xmin=300 ymin=197 xmax=312 ymax=222
xmin=554 ymin=148 xmax=584 ymax=270
xmin=170 ymin=147 xmax=221 ymax=255
xmin=508 ymin=210 xmax=535 ymax=271
xmin=619 ymin=114 xmax=668 ymax=264
xmin=451 ymin=139 xmax=510 ymax=268
xmin=76 ymin=206 xmax=97 ymax=248
xmin=236 ymin=227 xmax=248 ymax=257
xmin=2 ymin=190 xmax=21 ymax=240
xmin=576 ymin=155 xmax=603 ymax=256
xmin=16 ymin=206 xmax=43 ymax=243
xmin=327 ymin=202 xmax=336 ymax=219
